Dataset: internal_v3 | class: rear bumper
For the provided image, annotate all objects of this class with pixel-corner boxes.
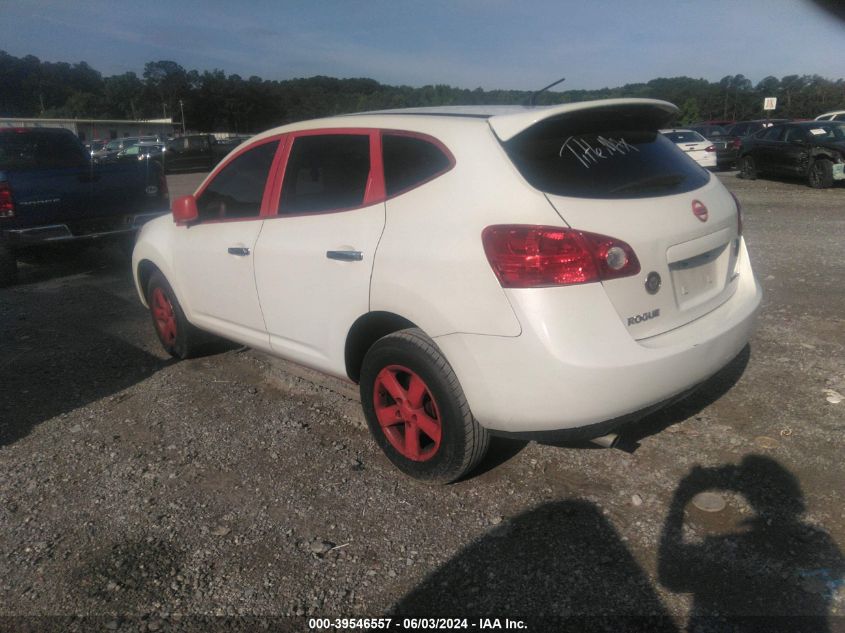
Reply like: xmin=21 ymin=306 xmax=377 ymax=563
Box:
xmin=434 ymin=239 xmax=761 ymax=434
xmin=2 ymin=212 xmax=167 ymax=247
xmin=716 ymin=148 xmax=738 ymax=166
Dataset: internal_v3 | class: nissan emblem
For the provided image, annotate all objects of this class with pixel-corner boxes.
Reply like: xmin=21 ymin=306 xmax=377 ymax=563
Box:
xmin=692 ymin=199 xmax=709 ymax=222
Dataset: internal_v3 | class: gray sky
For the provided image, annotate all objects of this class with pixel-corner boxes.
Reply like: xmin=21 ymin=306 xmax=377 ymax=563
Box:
xmin=2 ymin=0 xmax=844 ymax=90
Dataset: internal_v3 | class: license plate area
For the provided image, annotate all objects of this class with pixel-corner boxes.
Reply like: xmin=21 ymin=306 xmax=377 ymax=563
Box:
xmin=669 ymin=243 xmax=730 ymax=310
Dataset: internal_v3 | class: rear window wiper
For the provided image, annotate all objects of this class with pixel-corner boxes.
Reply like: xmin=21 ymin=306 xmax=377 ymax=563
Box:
xmin=610 ymin=173 xmax=684 ymax=194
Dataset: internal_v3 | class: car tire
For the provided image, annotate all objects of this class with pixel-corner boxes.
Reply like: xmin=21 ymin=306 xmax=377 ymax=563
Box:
xmin=0 ymin=244 xmax=17 ymax=288
xmin=739 ymin=156 xmax=757 ymax=180
xmin=808 ymin=158 xmax=834 ymax=189
xmin=360 ymin=328 xmax=490 ymax=484
xmin=146 ymin=270 xmax=207 ymax=359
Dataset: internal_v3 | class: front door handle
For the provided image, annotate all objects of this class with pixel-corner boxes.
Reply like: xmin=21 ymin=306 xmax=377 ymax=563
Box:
xmin=326 ymin=250 xmax=363 ymax=262
xmin=227 ymin=246 xmax=250 ymax=256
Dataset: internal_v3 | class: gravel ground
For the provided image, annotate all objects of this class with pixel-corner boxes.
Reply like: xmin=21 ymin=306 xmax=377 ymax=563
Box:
xmin=1 ymin=170 xmax=843 ymax=633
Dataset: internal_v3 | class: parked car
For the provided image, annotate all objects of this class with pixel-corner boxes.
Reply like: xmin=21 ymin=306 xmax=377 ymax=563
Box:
xmin=133 ymin=98 xmax=761 ymax=483
xmin=725 ymin=119 xmax=789 ymax=139
xmin=688 ymin=125 xmax=740 ymax=169
xmin=85 ymin=139 xmax=107 ymax=155
xmin=737 ymin=121 xmax=845 ymax=188
xmin=93 ymin=135 xmax=161 ymax=163
xmin=162 ymin=134 xmax=239 ymax=173
xmin=660 ymin=129 xmax=717 ymax=169
xmin=115 ymin=141 xmax=166 ymax=163
xmin=814 ymin=110 xmax=845 ymax=122
xmin=0 ymin=127 xmax=169 ymax=286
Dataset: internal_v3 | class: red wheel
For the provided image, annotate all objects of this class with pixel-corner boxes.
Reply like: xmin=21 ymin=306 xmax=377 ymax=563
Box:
xmin=373 ymin=365 xmax=442 ymax=461
xmin=361 ymin=328 xmax=489 ymax=483
xmin=146 ymin=270 xmax=208 ymax=359
xmin=151 ymin=286 xmax=178 ymax=347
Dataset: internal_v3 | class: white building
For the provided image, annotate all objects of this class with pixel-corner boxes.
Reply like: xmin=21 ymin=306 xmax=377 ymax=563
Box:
xmin=0 ymin=117 xmax=176 ymax=143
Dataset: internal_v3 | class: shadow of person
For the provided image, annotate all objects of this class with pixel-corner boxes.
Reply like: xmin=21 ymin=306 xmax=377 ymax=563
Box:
xmin=394 ymin=499 xmax=679 ymax=632
xmin=658 ymin=456 xmax=844 ymax=633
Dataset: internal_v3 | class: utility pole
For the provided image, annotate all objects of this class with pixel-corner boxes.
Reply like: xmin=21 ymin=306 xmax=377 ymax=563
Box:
xmin=179 ymin=99 xmax=186 ymax=134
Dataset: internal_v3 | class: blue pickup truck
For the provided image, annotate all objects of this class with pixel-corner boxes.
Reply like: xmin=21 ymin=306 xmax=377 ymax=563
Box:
xmin=0 ymin=127 xmax=169 ymax=286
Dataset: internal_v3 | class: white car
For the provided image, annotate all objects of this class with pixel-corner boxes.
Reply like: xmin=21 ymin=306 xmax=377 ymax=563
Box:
xmin=133 ymin=98 xmax=761 ymax=483
xmin=814 ymin=110 xmax=845 ymax=121
xmin=660 ymin=129 xmax=718 ymax=169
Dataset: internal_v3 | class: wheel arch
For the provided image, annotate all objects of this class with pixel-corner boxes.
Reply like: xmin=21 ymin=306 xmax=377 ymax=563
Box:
xmin=808 ymin=148 xmax=839 ymax=164
xmin=345 ymin=311 xmax=419 ymax=383
xmin=136 ymin=258 xmax=160 ymax=306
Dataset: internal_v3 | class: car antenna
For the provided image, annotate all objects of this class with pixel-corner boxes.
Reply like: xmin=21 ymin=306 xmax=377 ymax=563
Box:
xmin=526 ymin=77 xmax=566 ymax=106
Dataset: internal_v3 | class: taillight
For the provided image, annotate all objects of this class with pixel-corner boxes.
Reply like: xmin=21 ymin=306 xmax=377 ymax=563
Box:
xmin=730 ymin=139 xmax=742 ymax=150
xmin=0 ymin=181 xmax=14 ymax=219
xmin=482 ymin=225 xmax=640 ymax=288
xmin=705 ymin=145 xmax=716 ymax=152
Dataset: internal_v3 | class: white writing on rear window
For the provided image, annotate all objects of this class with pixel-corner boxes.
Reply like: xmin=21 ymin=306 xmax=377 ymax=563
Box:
xmin=559 ymin=136 xmax=639 ymax=169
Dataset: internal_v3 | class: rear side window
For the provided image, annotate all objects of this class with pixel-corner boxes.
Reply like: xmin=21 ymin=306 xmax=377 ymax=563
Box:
xmin=383 ymin=133 xmax=452 ymax=196
xmin=188 ymin=136 xmax=210 ymax=150
xmin=279 ymin=134 xmax=370 ymax=214
xmin=763 ymin=127 xmax=785 ymax=141
xmin=0 ymin=131 xmax=86 ymax=170
xmin=196 ymin=140 xmax=279 ymax=221
xmin=504 ymin=116 xmax=710 ymax=199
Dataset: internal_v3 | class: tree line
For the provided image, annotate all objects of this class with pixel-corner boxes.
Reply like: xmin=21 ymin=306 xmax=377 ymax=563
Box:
xmin=1 ymin=51 xmax=843 ymax=134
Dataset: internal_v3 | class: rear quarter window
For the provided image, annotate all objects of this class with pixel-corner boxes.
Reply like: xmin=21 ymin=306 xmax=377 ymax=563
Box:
xmin=382 ymin=133 xmax=453 ymax=196
xmin=504 ymin=118 xmax=710 ymax=199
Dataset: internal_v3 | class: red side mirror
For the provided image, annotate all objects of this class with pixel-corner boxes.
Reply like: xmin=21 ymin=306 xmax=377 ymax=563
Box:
xmin=172 ymin=195 xmax=198 ymax=225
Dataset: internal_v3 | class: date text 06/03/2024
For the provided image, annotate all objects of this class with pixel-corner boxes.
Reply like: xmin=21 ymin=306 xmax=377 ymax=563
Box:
xmin=307 ymin=617 xmax=528 ymax=630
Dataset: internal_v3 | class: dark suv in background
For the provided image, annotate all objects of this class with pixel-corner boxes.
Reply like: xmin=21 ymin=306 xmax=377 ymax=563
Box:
xmin=162 ymin=134 xmax=250 ymax=173
xmin=737 ymin=121 xmax=845 ymax=188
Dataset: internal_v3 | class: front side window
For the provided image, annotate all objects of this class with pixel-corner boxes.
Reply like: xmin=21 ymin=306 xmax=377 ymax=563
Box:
xmin=196 ymin=140 xmax=279 ymax=221
xmin=279 ymin=134 xmax=370 ymax=214
xmin=383 ymin=133 xmax=452 ymax=196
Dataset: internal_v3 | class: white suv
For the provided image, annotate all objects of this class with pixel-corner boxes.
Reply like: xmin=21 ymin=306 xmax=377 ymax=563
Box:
xmin=133 ymin=98 xmax=762 ymax=483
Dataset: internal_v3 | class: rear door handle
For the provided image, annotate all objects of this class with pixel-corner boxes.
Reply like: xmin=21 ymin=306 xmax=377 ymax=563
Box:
xmin=326 ymin=250 xmax=363 ymax=262
xmin=227 ymin=247 xmax=250 ymax=256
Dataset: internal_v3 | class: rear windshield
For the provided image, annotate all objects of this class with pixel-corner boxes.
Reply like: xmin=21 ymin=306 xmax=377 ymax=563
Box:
xmin=504 ymin=116 xmax=710 ymax=199
xmin=662 ymin=131 xmax=706 ymax=143
xmin=0 ymin=130 xmax=86 ymax=170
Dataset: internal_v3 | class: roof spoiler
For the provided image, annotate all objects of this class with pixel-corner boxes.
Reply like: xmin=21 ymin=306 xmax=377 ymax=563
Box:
xmin=488 ymin=98 xmax=679 ymax=142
